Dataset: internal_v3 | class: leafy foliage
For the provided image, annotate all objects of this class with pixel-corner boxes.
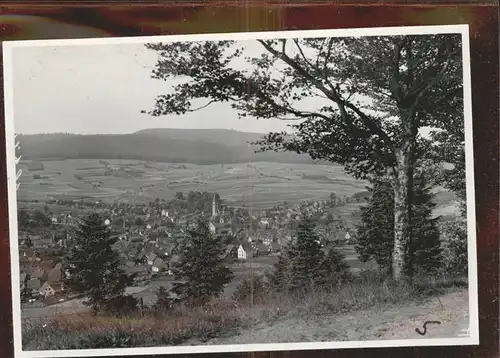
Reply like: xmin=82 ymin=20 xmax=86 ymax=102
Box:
xmin=63 ymin=213 xmax=135 ymax=313
xmin=355 ymin=177 xmax=442 ymax=276
xmin=171 ymin=221 xmax=233 ymax=305
xmin=145 ymin=35 xmax=462 ymax=181
xmin=428 ymin=126 xmax=466 ymax=211
xmin=31 ymin=210 xmax=52 ymax=227
xmin=439 ymin=218 xmax=468 ymax=276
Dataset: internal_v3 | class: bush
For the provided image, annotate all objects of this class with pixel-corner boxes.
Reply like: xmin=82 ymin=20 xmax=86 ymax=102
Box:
xmin=103 ymin=295 xmax=139 ymax=317
xmin=318 ymin=247 xmax=353 ymax=288
xmin=77 ymin=330 xmax=134 ymax=348
xmin=233 ymin=275 xmax=268 ymax=303
xmin=153 ymin=286 xmax=175 ymax=312
xmin=440 ymin=218 xmax=468 ymax=276
xmin=23 ymin=302 xmax=243 ymax=349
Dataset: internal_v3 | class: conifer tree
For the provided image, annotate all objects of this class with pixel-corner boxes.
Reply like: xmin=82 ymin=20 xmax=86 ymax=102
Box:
xmin=64 ymin=212 xmax=135 ymax=314
xmin=355 ymin=176 xmax=442 ymax=277
xmin=286 ymin=217 xmax=325 ymax=292
xmin=232 ymin=275 xmax=267 ymax=303
xmin=355 ymin=181 xmax=394 ymax=276
xmin=269 ymin=217 xmax=352 ymax=293
xmin=318 ymin=247 xmax=353 ymax=288
xmin=171 ymin=221 xmax=233 ymax=305
xmin=266 ymin=254 xmax=291 ymax=293
xmin=153 ymin=285 xmax=174 ymax=312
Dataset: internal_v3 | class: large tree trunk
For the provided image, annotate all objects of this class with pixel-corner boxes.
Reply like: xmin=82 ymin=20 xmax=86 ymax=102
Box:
xmin=392 ymin=140 xmax=414 ymax=281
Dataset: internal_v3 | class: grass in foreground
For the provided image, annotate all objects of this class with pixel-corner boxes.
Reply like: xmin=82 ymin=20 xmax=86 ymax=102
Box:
xmin=22 ymin=272 xmax=468 ymax=350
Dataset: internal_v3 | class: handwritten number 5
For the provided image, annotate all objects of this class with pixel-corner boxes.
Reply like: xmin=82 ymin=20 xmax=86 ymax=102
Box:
xmin=415 ymin=321 xmax=441 ymax=336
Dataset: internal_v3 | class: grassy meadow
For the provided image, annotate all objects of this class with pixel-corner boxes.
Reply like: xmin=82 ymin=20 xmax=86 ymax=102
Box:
xmin=22 ymin=272 xmax=468 ymax=349
xmin=17 ymin=159 xmax=368 ymax=208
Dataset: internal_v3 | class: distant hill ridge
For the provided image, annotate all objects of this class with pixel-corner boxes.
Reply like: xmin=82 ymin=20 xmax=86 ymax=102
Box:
xmin=17 ymin=128 xmax=313 ymax=165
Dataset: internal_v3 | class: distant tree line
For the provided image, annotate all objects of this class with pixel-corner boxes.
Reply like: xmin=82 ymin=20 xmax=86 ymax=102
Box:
xmin=18 ymin=209 xmax=52 ymax=230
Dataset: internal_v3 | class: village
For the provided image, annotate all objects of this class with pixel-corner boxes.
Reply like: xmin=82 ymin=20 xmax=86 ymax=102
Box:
xmin=17 ymin=190 xmax=363 ymax=309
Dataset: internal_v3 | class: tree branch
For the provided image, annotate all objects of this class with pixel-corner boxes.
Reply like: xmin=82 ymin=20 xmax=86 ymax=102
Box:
xmin=258 ymin=39 xmax=394 ymax=149
xmin=189 ymin=99 xmax=218 ymax=112
xmin=323 ymin=38 xmax=335 ymax=86
xmin=293 ymin=39 xmax=315 ymax=70
xmin=342 ymin=102 xmax=394 ymax=148
xmin=390 ymin=40 xmax=403 ymax=103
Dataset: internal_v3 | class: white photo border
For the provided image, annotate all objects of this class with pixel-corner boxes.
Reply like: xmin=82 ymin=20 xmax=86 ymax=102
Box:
xmin=2 ymin=24 xmax=478 ymax=358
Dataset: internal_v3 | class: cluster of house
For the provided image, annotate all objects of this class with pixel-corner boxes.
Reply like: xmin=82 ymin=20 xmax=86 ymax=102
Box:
xmin=121 ymin=228 xmax=284 ymax=281
xmin=18 ymin=194 xmax=358 ymax=303
xmin=19 ymin=249 xmax=65 ymax=301
xmin=223 ymin=235 xmax=281 ymax=261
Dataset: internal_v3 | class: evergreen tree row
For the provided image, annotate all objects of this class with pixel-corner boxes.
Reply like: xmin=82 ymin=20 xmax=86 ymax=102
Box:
xmin=355 ymin=176 xmax=443 ymax=277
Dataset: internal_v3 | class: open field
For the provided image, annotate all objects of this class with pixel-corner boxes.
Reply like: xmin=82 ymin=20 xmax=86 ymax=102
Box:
xmin=18 ymin=159 xmax=368 ymax=209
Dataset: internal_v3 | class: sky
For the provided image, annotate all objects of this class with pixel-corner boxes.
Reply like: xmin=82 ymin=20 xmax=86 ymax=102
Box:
xmin=11 ymin=40 xmax=296 ymax=135
xmin=10 ymin=37 xmax=436 ymax=137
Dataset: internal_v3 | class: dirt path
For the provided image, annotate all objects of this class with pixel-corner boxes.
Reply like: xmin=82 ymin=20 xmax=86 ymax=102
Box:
xmin=194 ymin=289 xmax=469 ymax=345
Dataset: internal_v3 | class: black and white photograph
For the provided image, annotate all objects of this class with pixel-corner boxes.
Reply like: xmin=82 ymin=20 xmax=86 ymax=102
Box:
xmin=3 ymin=24 xmax=478 ymax=357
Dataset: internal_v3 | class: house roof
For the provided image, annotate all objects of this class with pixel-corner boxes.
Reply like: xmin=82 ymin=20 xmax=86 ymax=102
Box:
xmin=222 ymin=244 xmax=236 ymax=258
xmin=37 ymin=260 xmax=55 ymax=271
xmin=256 ymin=243 xmax=269 ymax=251
xmin=27 ymin=278 xmax=41 ymax=289
xmin=47 ymin=265 xmax=62 ymax=282
xmin=32 ymin=266 xmax=48 ymax=280
xmin=153 ymin=257 xmax=164 ymax=267
xmin=169 ymin=254 xmax=182 ymax=264
xmin=337 ymin=231 xmax=351 ymax=239
xmin=42 ymin=281 xmax=63 ymax=291
xmin=21 ymin=248 xmax=34 ymax=257
xmin=322 ymin=243 xmax=338 ymax=253
xmin=270 ymin=242 xmax=281 ymax=249
xmin=125 ymin=265 xmax=148 ymax=275
xmin=238 ymin=243 xmax=251 ymax=251
xmin=158 ymin=242 xmax=177 ymax=256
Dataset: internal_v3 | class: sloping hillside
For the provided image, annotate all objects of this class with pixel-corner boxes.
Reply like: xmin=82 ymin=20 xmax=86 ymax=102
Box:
xmin=17 ymin=129 xmax=312 ymax=165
